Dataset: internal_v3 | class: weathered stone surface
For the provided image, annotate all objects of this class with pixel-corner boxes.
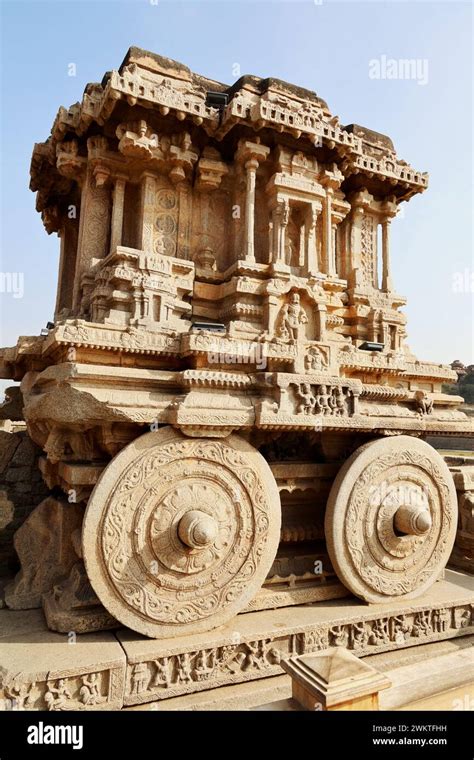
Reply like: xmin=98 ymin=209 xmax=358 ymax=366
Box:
xmin=0 ymin=387 xmax=23 ymax=422
xmin=83 ymin=428 xmax=281 ymax=638
xmin=0 ymin=610 xmax=125 ymax=711
xmin=116 ymin=572 xmax=473 ymax=705
xmin=325 ymin=436 xmax=458 ymax=603
xmin=4 ymin=498 xmax=83 ymax=609
xmin=125 ymin=674 xmax=292 ymax=711
xmin=449 ymin=465 xmax=474 ymax=574
xmin=281 ymin=647 xmax=391 ymax=710
xmin=43 ymin=561 xmax=119 ymax=634
xmin=0 ymin=47 xmax=471 ymax=647
xmin=0 ymin=430 xmax=50 ymax=575
xmin=0 ymin=571 xmax=471 ymax=711
xmin=366 ymin=638 xmax=474 ymax=710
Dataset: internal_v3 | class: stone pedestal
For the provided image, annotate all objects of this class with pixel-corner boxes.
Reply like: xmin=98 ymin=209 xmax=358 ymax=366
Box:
xmin=0 ymin=571 xmax=472 ymax=711
xmin=281 ymin=648 xmax=391 ymax=710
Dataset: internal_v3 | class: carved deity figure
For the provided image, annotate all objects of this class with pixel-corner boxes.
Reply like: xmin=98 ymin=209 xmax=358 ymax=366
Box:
xmin=305 ymin=348 xmax=323 ymax=372
xmin=315 ymin=385 xmax=331 ymax=415
xmin=278 ymin=292 xmax=308 ymax=342
xmin=304 ymin=629 xmax=329 ymax=652
xmin=432 ymin=608 xmax=451 ymax=633
xmin=219 ymin=645 xmax=245 ymax=673
xmin=296 ymin=383 xmax=316 ymax=415
xmin=45 ymin=679 xmax=73 ymax=711
xmin=193 ymin=650 xmax=215 ymax=680
xmin=412 ymin=610 xmax=432 ymax=637
xmin=349 ymin=621 xmax=369 ymax=649
xmin=153 ymin=657 xmax=174 ymax=687
xmin=389 ymin=615 xmax=412 ymax=644
xmin=368 ymin=618 xmax=390 ymax=645
xmin=177 ymin=653 xmax=193 ymax=683
xmin=80 ymin=673 xmax=105 ymax=705
xmin=154 ymin=230 xmax=166 ymax=255
xmin=243 ymin=640 xmax=267 ymax=670
xmin=330 ymin=625 xmax=348 ymax=647
xmin=414 ymin=390 xmax=433 ymax=416
xmin=328 ymin=386 xmax=347 ymax=416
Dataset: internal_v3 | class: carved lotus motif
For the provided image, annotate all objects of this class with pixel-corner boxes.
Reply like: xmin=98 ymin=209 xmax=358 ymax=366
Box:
xmin=150 ymin=481 xmax=233 ymax=574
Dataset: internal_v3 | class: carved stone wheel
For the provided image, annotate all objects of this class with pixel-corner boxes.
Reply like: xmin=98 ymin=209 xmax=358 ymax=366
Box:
xmin=82 ymin=428 xmax=281 ymax=638
xmin=324 ymin=436 xmax=457 ymax=603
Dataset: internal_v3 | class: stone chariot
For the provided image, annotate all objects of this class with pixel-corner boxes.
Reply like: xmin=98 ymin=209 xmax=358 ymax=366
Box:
xmin=1 ymin=48 xmax=472 ymax=640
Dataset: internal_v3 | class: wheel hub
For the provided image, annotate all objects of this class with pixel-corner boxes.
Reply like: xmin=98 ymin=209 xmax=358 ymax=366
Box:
xmin=394 ymin=503 xmax=432 ymax=536
xmin=178 ymin=510 xmax=219 ymax=549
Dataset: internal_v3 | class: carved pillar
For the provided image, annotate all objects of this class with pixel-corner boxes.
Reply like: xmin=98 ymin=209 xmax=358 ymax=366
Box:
xmin=306 ymin=203 xmax=321 ymax=275
xmin=132 ymin=285 xmax=142 ymax=321
xmin=298 ymin=220 xmax=306 ymax=267
xmin=331 ymin=222 xmax=338 ymax=276
xmin=271 ymin=199 xmax=290 ymax=265
xmin=177 ymin=182 xmax=192 ymax=260
xmin=324 ymin=191 xmax=334 ymax=276
xmin=55 ymin=210 xmax=79 ymax=319
xmin=139 ymin=173 xmax=157 ymax=254
xmin=235 ymin=140 xmax=270 ymax=263
xmin=110 ymin=177 xmax=126 ymax=254
xmin=347 ymin=189 xmax=373 ymax=289
xmin=265 ymin=294 xmax=280 ymax=337
xmin=73 ymin=167 xmax=111 ymax=310
xmin=244 ymin=158 xmax=258 ymax=262
xmin=381 ymin=218 xmax=393 ymax=292
xmin=268 ymin=220 xmax=274 ymax=263
xmin=318 ymin=304 xmax=327 ymax=341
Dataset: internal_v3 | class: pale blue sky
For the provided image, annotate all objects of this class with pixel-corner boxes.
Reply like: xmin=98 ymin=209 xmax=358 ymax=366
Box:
xmin=0 ymin=0 xmax=472 ymax=371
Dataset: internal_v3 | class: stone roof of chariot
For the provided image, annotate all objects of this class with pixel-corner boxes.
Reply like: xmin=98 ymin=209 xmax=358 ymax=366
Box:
xmin=29 ymin=45 xmax=429 ymax=206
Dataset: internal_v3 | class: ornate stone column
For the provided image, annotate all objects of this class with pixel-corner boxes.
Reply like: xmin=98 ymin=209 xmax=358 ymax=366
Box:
xmin=244 ymin=157 xmax=258 ymax=261
xmin=275 ymin=199 xmax=290 ymax=265
xmin=324 ymin=190 xmax=334 ymax=276
xmin=381 ymin=218 xmax=393 ymax=292
xmin=139 ymin=172 xmax=157 ymax=254
xmin=235 ymin=139 xmax=270 ymax=263
xmin=331 ymin=221 xmax=338 ymax=276
xmin=346 ymin=189 xmax=373 ymax=289
xmin=72 ymin=161 xmax=111 ymax=311
xmin=306 ymin=203 xmax=321 ymax=275
xmin=109 ymin=176 xmax=127 ymax=254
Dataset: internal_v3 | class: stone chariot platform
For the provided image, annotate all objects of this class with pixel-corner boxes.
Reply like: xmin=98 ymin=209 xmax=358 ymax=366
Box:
xmin=0 ymin=570 xmax=472 ymax=711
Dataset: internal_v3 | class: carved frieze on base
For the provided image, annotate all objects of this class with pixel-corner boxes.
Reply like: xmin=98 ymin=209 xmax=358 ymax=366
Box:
xmin=1 ymin=668 xmax=124 ymax=712
xmin=118 ymin=586 xmax=473 ymax=705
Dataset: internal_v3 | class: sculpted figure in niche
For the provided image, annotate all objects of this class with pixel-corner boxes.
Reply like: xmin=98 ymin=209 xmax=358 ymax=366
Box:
xmin=296 ymin=383 xmax=317 ymax=415
xmin=154 ymin=230 xmax=166 ymax=256
xmin=80 ymin=673 xmax=105 ymax=705
xmin=45 ymin=679 xmax=73 ymax=710
xmin=177 ymin=652 xmax=193 ymax=683
xmin=328 ymin=386 xmax=347 ymax=416
xmin=414 ymin=390 xmax=433 ymax=416
xmin=278 ymin=292 xmax=308 ymax=342
xmin=315 ymin=385 xmax=331 ymax=415
xmin=305 ymin=348 xmax=323 ymax=372
xmin=432 ymin=608 xmax=450 ymax=633
xmin=153 ymin=657 xmax=174 ymax=687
